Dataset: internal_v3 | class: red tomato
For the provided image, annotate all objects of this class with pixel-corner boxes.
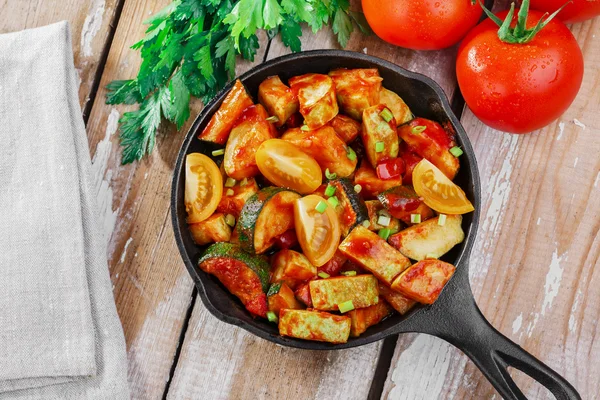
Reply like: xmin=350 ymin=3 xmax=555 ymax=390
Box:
xmin=530 ymin=0 xmax=600 ymax=24
xmin=457 ymin=9 xmax=584 ymax=134
xmin=376 ymin=159 xmax=405 ymax=180
xmin=361 ymin=0 xmax=482 ymax=50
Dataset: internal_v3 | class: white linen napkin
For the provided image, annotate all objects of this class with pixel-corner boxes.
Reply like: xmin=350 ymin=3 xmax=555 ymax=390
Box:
xmin=0 ymin=21 xmax=129 ymax=399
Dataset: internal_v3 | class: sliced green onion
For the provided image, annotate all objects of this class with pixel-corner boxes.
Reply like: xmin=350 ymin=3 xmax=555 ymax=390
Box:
xmin=240 ymin=177 xmax=248 ymax=187
xmin=267 ymin=282 xmax=282 ymax=296
xmin=375 ymin=142 xmax=385 ymax=153
xmin=226 ymin=189 xmax=234 ymax=196
xmin=379 ymin=108 xmax=394 ymax=123
xmin=410 ymin=214 xmax=421 ymax=224
xmin=318 ymin=271 xmax=330 ymax=279
xmin=425 ymin=253 xmax=438 ymax=259
xmin=211 ymin=148 xmax=225 ymax=156
xmin=225 ymin=177 xmax=236 ymax=187
xmin=377 ymin=215 xmax=391 ymax=227
xmin=225 ymin=214 xmax=236 ymax=227
xmin=338 ymin=300 xmax=355 ymax=313
xmin=266 ymin=115 xmax=279 ymax=123
xmin=354 ymin=184 xmax=362 ymax=193
xmin=267 ymin=311 xmax=278 ymax=323
xmin=377 ymin=209 xmax=391 ymax=218
xmin=315 ymin=200 xmax=328 ymax=213
xmin=449 ymin=146 xmax=463 ymax=157
xmin=327 ymin=196 xmax=339 ymax=208
xmin=341 ymin=270 xmax=357 ymax=277
xmin=378 ymin=228 xmax=391 ymax=240
xmin=324 ymin=184 xmax=336 ymax=197
xmin=411 ymin=125 xmax=427 ymax=134
xmin=362 ymin=220 xmax=371 ymax=228
xmin=438 ymin=214 xmax=447 ymax=226
xmin=301 ymin=125 xmax=310 ymax=131
xmin=346 ymin=146 xmax=357 ymax=161
xmin=325 ymin=168 xmax=337 ymax=180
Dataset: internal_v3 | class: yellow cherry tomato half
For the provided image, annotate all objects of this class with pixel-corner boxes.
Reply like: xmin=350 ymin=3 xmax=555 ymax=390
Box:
xmin=185 ymin=153 xmax=223 ymax=223
xmin=412 ymin=158 xmax=474 ymax=214
xmin=256 ymin=139 xmax=322 ymax=194
xmin=294 ymin=195 xmax=341 ymax=267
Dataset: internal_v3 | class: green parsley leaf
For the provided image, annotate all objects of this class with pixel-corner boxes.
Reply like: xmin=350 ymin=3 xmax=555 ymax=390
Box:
xmin=279 ymin=16 xmax=303 ymax=52
xmin=167 ymin=70 xmax=190 ymax=129
xmin=281 ymin=0 xmax=314 ymax=24
xmin=194 ymin=45 xmax=214 ymax=79
xmin=239 ymin=34 xmax=260 ymax=61
xmin=105 ymin=80 xmax=142 ymax=105
xmin=332 ymin=9 xmax=353 ymax=48
xmin=263 ymin=0 xmax=284 ymax=30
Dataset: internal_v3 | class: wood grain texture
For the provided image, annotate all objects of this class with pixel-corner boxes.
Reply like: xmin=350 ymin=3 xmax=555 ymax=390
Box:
xmin=382 ymin=14 xmax=600 ymax=400
xmin=167 ymin=2 xmax=465 ymax=398
xmin=0 ymin=0 xmax=118 ymax=109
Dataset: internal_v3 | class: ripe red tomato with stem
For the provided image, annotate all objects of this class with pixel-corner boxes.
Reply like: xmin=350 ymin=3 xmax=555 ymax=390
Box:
xmin=456 ymin=0 xmax=584 ymax=134
xmin=529 ymin=0 xmax=600 ymax=24
xmin=361 ymin=0 xmax=483 ymax=50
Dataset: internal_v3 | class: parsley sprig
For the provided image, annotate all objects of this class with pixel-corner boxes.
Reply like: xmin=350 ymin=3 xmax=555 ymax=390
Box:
xmin=106 ymin=0 xmax=370 ymax=164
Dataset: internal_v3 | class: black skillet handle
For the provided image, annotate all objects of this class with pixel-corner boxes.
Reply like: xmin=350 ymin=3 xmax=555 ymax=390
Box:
xmin=394 ymin=263 xmax=581 ymax=400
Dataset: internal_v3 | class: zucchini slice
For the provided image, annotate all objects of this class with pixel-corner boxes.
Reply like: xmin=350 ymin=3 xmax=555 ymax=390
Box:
xmin=267 ymin=283 xmax=304 ymax=316
xmin=326 ymin=178 xmax=369 ymax=236
xmin=279 ymin=309 xmax=351 ymax=344
xmin=237 ymin=187 xmax=301 ymax=254
xmin=378 ymin=186 xmax=434 ymax=224
xmin=391 ymin=259 xmax=456 ymax=305
xmin=365 ymin=200 xmax=402 ymax=233
xmin=309 ymin=275 xmax=379 ymax=311
xmin=198 ymin=243 xmax=270 ymax=317
xmin=348 ymin=298 xmax=394 ymax=337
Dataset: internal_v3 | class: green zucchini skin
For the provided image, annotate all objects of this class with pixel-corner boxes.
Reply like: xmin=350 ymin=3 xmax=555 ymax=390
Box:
xmin=199 ymin=242 xmax=270 ymax=293
xmin=329 ymin=178 xmax=369 ymax=236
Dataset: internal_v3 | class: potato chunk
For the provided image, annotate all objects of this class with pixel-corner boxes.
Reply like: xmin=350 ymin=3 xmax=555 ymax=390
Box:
xmin=289 ymin=73 xmax=338 ymax=129
xmin=268 ymin=283 xmax=304 ymax=315
xmin=391 ymin=259 xmax=456 ymax=304
xmin=199 ymin=80 xmax=253 ymax=144
xmin=348 ymin=298 xmax=394 ymax=337
xmin=279 ymin=309 xmax=351 ymax=344
xmin=271 ymin=249 xmax=317 ymax=289
xmin=188 ymin=213 xmax=231 ymax=245
xmin=354 ymin=160 xmax=403 ymax=199
xmin=388 ymin=215 xmax=464 ymax=261
xmin=378 ymin=283 xmax=416 ymax=315
xmin=338 ymin=225 xmax=411 ymax=286
xmin=224 ymin=105 xmax=277 ymax=179
xmin=217 ymin=178 xmax=259 ymax=218
xmin=329 ymin=68 xmax=382 ymax=120
xmin=379 ymin=87 xmax=412 ymax=126
xmin=281 ymin=126 xmax=357 ymax=178
xmin=310 ymin=275 xmax=379 ymax=311
xmin=361 ymin=105 xmax=399 ymax=168
xmin=258 ymin=75 xmax=299 ymax=127
xmin=330 ymin=114 xmax=361 ymax=143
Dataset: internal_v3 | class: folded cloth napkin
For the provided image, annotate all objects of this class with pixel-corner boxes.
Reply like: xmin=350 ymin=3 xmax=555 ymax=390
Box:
xmin=0 ymin=21 xmax=129 ymax=399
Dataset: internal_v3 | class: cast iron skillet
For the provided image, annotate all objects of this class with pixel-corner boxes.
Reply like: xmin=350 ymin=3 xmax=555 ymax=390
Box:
xmin=171 ymin=50 xmax=580 ymax=400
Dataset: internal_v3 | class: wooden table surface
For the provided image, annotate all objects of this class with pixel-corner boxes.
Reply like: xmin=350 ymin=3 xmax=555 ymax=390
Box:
xmin=3 ymin=0 xmax=599 ymax=398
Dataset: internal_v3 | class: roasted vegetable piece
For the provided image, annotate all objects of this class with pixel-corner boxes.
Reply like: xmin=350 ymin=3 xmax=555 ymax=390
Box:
xmin=294 ymin=283 xmax=313 ymax=307
xmin=185 ymin=153 xmax=223 ymax=224
xmin=294 ymin=194 xmax=341 ymax=267
xmin=338 ymin=225 xmax=411 ymax=286
xmin=188 ymin=213 xmax=232 ymax=245
xmin=258 ymin=75 xmax=299 ymax=127
xmin=378 ymin=186 xmax=434 ymax=224
xmin=389 ymin=215 xmax=464 ymax=261
xmin=391 ymin=259 xmax=456 ymax=304
xmin=274 ymin=229 xmax=299 ymax=250
xmin=327 ymin=179 xmax=369 ymax=236
xmin=328 ymin=68 xmax=382 ymax=120
xmin=348 ymin=298 xmax=394 ymax=337
xmin=282 ymin=126 xmax=357 ymax=178
xmin=199 ymin=80 xmax=254 ymax=144
xmin=378 ymin=283 xmax=416 ymax=315
xmin=318 ymin=250 xmax=347 ymax=277
xmin=268 ymin=283 xmax=304 ymax=315
xmin=271 ymin=249 xmax=317 ymax=289
xmin=361 ymin=104 xmax=399 ymax=168
xmin=397 ymin=118 xmax=459 ymax=180
xmin=224 ymin=104 xmax=277 ymax=180
xmin=398 ymin=141 xmax=423 ymax=185
xmin=217 ymin=177 xmax=259 ymax=218
xmin=279 ymin=309 xmax=351 ymax=344
xmin=288 ymin=73 xmax=338 ymax=129
xmin=330 ymin=114 xmax=362 ymax=143
xmin=198 ymin=243 xmax=269 ymax=317
xmin=379 ymin=87 xmax=412 ymax=125
xmin=354 ymin=160 xmax=403 ymax=198
xmin=310 ymin=275 xmax=379 ymax=311
xmin=256 ymin=139 xmax=322 ymax=194
xmin=237 ymin=188 xmax=301 ymax=254
xmin=365 ymin=200 xmax=401 ymax=233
